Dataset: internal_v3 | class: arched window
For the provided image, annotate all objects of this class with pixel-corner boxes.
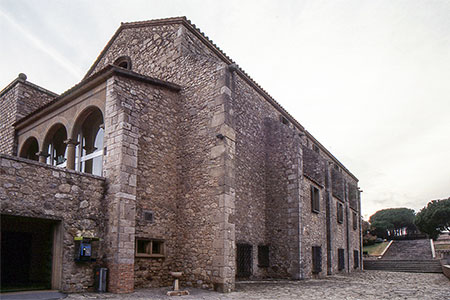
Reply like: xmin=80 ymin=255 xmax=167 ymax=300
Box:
xmin=113 ymin=56 xmax=132 ymax=70
xmin=44 ymin=125 xmax=67 ymax=167
xmin=19 ymin=137 xmax=39 ymax=161
xmin=75 ymin=109 xmax=104 ymax=176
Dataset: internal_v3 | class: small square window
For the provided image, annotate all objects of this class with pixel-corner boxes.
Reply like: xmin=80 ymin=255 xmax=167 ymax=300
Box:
xmin=310 ymin=185 xmax=320 ymax=213
xmin=136 ymin=239 xmax=164 ymax=257
xmin=337 ymin=202 xmax=344 ymax=224
xmin=143 ymin=211 xmax=154 ymax=223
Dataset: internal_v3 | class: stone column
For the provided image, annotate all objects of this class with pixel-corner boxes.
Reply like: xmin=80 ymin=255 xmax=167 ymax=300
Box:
xmin=286 ymin=136 xmax=304 ymax=280
xmin=38 ymin=151 xmax=48 ymax=163
xmin=325 ymin=162 xmax=334 ymax=275
xmin=208 ymin=64 xmax=236 ymax=292
xmin=345 ymin=182 xmax=351 ymax=273
xmin=103 ymin=76 xmax=138 ymax=293
xmin=64 ymin=139 xmax=78 ymax=170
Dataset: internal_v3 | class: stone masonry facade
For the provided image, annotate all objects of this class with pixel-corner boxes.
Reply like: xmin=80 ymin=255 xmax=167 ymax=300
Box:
xmin=0 ymin=155 xmax=106 ymax=291
xmin=0 ymin=17 xmax=361 ymax=294
xmin=0 ymin=74 xmax=55 ymax=155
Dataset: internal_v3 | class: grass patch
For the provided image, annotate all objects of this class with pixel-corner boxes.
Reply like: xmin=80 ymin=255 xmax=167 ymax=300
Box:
xmin=363 ymin=241 xmax=390 ymax=256
xmin=435 ymin=244 xmax=450 ymax=250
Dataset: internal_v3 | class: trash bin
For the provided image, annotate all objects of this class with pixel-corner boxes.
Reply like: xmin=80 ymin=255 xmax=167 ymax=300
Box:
xmin=94 ymin=267 xmax=107 ymax=292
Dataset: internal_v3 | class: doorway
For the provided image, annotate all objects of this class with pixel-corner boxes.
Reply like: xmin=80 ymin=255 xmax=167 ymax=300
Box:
xmin=1 ymin=215 xmax=62 ymax=292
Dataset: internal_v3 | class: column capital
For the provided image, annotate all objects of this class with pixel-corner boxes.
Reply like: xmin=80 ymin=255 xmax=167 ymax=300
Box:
xmin=64 ymin=139 xmax=79 ymax=146
xmin=37 ymin=151 xmax=49 ymax=158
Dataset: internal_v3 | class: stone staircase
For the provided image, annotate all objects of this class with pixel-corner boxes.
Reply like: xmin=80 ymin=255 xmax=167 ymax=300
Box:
xmin=364 ymin=259 xmax=442 ymax=273
xmin=382 ymin=239 xmax=432 ymax=260
xmin=364 ymin=239 xmax=443 ymax=273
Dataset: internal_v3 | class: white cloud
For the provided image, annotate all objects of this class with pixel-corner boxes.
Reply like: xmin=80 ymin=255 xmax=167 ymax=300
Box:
xmin=0 ymin=8 xmax=83 ymax=80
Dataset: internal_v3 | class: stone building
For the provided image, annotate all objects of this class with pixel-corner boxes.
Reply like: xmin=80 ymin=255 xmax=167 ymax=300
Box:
xmin=0 ymin=17 xmax=362 ymax=294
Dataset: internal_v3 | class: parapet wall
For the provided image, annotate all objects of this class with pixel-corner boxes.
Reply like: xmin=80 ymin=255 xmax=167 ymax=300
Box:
xmin=0 ymin=154 xmax=106 ymax=292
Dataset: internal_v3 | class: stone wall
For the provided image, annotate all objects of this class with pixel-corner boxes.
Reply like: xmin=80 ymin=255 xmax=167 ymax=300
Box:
xmin=90 ymin=21 xmax=237 ymax=291
xmin=0 ymin=154 xmax=106 ymax=292
xmin=79 ymin=18 xmax=361 ymax=289
xmin=303 ymin=147 xmax=326 ymax=186
xmin=331 ymin=168 xmax=345 ymax=201
xmin=175 ymin=52 xmax=235 ymax=292
xmin=301 ymin=176 xmax=327 ymax=278
xmin=230 ymin=67 xmax=307 ymax=280
xmin=264 ymin=118 xmax=304 ymax=279
xmin=16 ymin=80 xmax=56 ymax=120
xmin=233 ymin=74 xmax=275 ymax=279
xmin=115 ymin=77 xmax=180 ymax=288
xmin=0 ymin=85 xmax=16 ymax=154
xmin=0 ymin=77 xmax=55 ymax=155
xmin=89 ymin=24 xmax=182 ymax=84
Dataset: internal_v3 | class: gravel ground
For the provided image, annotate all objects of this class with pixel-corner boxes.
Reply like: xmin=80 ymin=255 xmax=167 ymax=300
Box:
xmin=66 ymin=270 xmax=450 ymax=300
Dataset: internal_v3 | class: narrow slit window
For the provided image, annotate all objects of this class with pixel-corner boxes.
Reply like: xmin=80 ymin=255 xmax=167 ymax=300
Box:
xmin=311 ymin=185 xmax=320 ymax=213
xmin=352 ymin=212 xmax=358 ymax=230
xmin=337 ymin=202 xmax=344 ymax=224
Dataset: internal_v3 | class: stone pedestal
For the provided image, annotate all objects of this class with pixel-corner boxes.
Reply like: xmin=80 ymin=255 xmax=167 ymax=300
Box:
xmin=167 ymin=271 xmax=189 ymax=296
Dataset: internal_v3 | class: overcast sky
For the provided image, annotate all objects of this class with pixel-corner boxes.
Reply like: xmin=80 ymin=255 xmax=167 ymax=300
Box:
xmin=1 ymin=0 xmax=449 ymax=219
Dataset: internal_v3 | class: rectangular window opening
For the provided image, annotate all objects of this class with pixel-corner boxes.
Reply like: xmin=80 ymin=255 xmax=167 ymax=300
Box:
xmin=258 ymin=245 xmax=270 ymax=268
xmin=352 ymin=212 xmax=358 ymax=230
xmin=354 ymin=250 xmax=359 ymax=269
xmin=338 ymin=248 xmax=345 ymax=271
xmin=312 ymin=246 xmax=322 ymax=274
xmin=311 ymin=185 xmax=320 ymax=213
xmin=135 ymin=239 xmax=164 ymax=257
xmin=337 ymin=202 xmax=344 ymax=224
xmin=144 ymin=211 xmax=154 ymax=223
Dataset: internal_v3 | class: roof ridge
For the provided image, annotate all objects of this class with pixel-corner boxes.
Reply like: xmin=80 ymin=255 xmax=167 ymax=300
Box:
xmin=80 ymin=17 xmax=358 ymax=180
xmin=0 ymin=73 xmax=58 ymax=99
xmin=121 ymin=16 xmax=187 ymax=26
xmin=83 ymin=17 xmax=297 ymax=126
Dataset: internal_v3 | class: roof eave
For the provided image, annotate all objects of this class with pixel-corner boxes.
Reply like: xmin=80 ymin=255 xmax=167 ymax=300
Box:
xmin=82 ymin=17 xmax=358 ymax=182
xmin=15 ymin=65 xmax=181 ymax=130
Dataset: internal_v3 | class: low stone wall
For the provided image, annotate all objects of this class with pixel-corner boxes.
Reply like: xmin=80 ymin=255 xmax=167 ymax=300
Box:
xmin=0 ymin=154 xmax=106 ymax=292
xmin=442 ymin=264 xmax=450 ymax=280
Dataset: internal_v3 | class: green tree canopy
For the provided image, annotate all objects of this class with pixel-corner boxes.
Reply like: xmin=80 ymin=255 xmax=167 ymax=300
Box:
xmin=415 ymin=198 xmax=450 ymax=240
xmin=369 ymin=208 xmax=416 ymax=239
